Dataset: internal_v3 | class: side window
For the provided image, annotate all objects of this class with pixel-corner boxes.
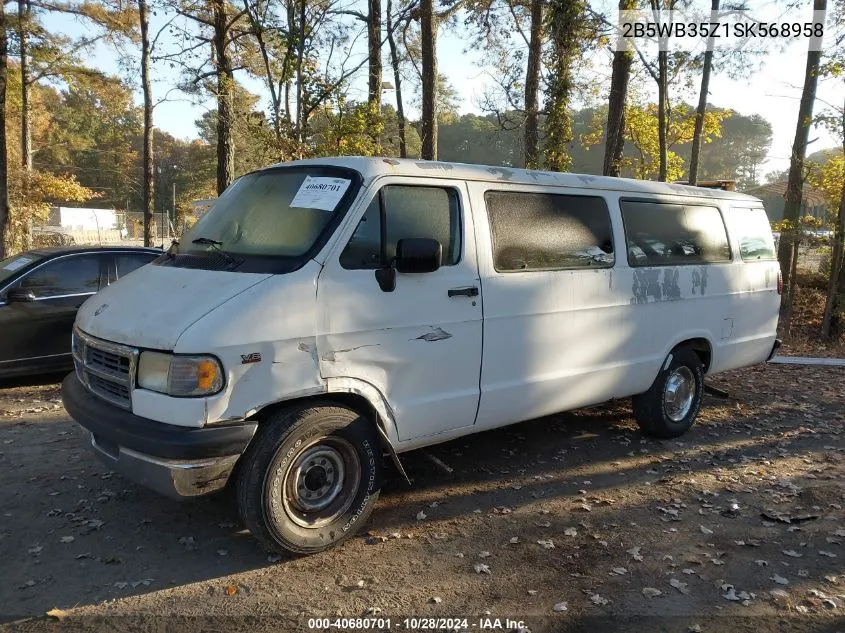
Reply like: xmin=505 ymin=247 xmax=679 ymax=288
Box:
xmin=485 ymin=191 xmax=614 ymax=272
xmin=15 ymin=255 xmax=101 ymax=298
xmin=340 ymin=185 xmax=461 ymax=270
xmin=621 ymin=200 xmax=731 ymax=266
xmin=116 ymin=253 xmax=156 ymax=278
xmin=733 ymin=208 xmax=777 ymax=261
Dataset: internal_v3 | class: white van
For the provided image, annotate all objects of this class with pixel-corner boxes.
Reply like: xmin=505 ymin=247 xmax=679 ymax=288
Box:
xmin=62 ymin=157 xmax=781 ymax=554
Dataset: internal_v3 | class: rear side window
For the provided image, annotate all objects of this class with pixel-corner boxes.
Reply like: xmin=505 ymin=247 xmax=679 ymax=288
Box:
xmin=340 ymin=185 xmax=461 ymax=270
xmin=484 ymin=191 xmax=614 ymax=272
xmin=732 ymin=208 xmax=776 ymax=261
xmin=621 ymin=200 xmax=731 ymax=266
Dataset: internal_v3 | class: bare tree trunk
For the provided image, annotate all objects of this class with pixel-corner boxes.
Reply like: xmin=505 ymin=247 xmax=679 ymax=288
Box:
xmin=139 ymin=0 xmax=155 ymax=247
xmin=213 ymin=0 xmax=234 ymax=194
xmin=420 ymin=0 xmax=437 ymax=160
xmin=18 ymin=0 xmax=32 ymax=170
xmin=0 ymin=1 xmax=9 ymax=259
xmin=689 ymin=0 xmax=719 ymax=185
xmin=603 ymin=0 xmax=634 ymax=177
xmin=821 ymin=102 xmax=845 ymax=338
xmin=778 ymin=0 xmax=825 ymax=295
xmin=294 ymin=0 xmax=306 ymax=149
xmin=523 ymin=0 xmax=543 ymax=169
xmin=385 ymin=0 xmax=407 ymax=157
xmin=657 ymin=49 xmax=668 ymax=181
xmin=368 ymin=0 xmax=382 ymax=106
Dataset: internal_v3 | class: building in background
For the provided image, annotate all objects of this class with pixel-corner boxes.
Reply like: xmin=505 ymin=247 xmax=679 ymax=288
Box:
xmin=48 ymin=207 xmax=118 ymax=232
xmin=741 ymin=182 xmax=829 ymax=222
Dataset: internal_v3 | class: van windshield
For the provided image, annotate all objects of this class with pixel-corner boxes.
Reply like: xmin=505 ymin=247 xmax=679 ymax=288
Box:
xmin=176 ymin=166 xmax=360 ymax=270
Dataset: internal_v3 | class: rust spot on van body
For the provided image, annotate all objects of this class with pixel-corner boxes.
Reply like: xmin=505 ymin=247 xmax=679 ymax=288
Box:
xmin=487 ymin=167 xmax=514 ymax=181
xmin=662 ymin=268 xmax=681 ymax=300
xmin=415 ymin=162 xmax=453 ymax=171
xmin=631 ymin=269 xmax=663 ymax=304
xmin=691 ymin=267 xmax=709 ymax=295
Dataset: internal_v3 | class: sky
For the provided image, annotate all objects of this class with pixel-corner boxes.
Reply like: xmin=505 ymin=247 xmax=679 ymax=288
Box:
xmin=50 ymin=1 xmax=845 ymax=178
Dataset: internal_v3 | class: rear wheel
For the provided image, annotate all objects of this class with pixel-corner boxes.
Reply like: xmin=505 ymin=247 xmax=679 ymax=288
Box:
xmin=632 ymin=347 xmax=704 ymax=439
xmin=236 ymin=403 xmax=383 ymax=555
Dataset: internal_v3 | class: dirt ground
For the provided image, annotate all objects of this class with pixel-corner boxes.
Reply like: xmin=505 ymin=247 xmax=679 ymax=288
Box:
xmin=1 ymin=363 xmax=844 ymax=633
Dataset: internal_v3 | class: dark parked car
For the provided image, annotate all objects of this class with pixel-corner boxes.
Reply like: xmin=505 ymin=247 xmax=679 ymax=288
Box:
xmin=0 ymin=246 xmax=161 ymax=378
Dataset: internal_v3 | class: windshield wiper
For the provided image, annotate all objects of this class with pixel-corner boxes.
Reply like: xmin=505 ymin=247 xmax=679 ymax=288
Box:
xmin=191 ymin=237 xmax=238 ymax=267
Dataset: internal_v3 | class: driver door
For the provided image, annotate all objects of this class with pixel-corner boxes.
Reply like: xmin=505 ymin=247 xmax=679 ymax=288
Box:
xmin=316 ymin=178 xmax=483 ymax=442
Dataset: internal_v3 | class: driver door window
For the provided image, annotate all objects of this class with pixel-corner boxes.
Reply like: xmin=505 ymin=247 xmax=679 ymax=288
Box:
xmin=340 ymin=185 xmax=461 ymax=270
xmin=13 ymin=255 xmax=102 ymax=298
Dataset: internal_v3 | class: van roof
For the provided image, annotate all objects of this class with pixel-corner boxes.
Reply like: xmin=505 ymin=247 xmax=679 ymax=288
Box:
xmin=267 ymin=156 xmax=761 ymax=203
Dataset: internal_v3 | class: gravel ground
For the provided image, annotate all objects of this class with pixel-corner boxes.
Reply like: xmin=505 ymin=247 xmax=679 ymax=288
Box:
xmin=0 ymin=363 xmax=844 ymax=633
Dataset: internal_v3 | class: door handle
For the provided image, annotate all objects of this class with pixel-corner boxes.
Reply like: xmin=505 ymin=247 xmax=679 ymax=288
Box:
xmin=448 ymin=286 xmax=479 ymax=298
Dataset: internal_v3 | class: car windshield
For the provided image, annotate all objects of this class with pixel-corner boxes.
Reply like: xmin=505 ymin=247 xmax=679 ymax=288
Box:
xmin=0 ymin=253 xmax=43 ymax=287
xmin=179 ymin=167 xmax=359 ymax=259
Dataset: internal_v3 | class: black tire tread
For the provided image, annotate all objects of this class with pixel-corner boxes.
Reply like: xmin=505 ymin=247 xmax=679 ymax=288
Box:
xmin=632 ymin=347 xmax=704 ymax=439
xmin=236 ymin=403 xmax=381 ymax=555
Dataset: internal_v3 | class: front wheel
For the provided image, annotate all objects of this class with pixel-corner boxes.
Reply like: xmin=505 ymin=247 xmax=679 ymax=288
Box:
xmin=632 ymin=347 xmax=704 ymax=439
xmin=236 ymin=403 xmax=383 ymax=555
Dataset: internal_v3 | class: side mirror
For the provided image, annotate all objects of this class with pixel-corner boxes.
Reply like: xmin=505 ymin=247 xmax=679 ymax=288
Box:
xmin=395 ymin=238 xmax=442 ymax=274
xmin=6 ymin=288 xmax=36 ymax=303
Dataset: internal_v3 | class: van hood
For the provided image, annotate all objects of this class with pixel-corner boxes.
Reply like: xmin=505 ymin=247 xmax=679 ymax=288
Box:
xmin=75 ymin=264 xmax=272 ymax=350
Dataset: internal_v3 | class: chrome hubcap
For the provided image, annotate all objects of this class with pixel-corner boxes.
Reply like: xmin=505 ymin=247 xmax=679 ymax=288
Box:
xmin=283 ymin=438 xmax=359 ymax=528
xmin=663 ymin=366 xmax=696 ymax=422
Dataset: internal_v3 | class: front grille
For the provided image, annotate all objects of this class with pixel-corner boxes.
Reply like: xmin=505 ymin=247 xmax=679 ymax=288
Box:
xmin=88 ymin=373 xmax=132 ymax=402
xmin=72 ymin=328 xmax=138 ymax=410
xmin=87 ymin=347 xmax=131 ymax=377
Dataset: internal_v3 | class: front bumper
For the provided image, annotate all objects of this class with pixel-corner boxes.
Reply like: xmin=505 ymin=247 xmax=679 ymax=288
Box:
xmin=62 ymin=373 xmax=256 ymax=498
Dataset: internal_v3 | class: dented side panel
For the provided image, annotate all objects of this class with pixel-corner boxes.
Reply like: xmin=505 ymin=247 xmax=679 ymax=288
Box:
xmin=173 ymin=261 xmax=326 ymax=425
xmin=315 ymin=177 xmax=484 ymax=442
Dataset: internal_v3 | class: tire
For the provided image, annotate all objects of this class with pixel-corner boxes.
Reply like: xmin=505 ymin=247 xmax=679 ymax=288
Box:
xmin=236 ymin=403 xmax=383 ymax=555
xmin=632 ymin=346 xmax=704 ymax=439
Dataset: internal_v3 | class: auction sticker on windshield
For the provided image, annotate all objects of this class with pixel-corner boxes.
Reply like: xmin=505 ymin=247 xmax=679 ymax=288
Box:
xmin=290 ymin=176 xmax=351 ymax=211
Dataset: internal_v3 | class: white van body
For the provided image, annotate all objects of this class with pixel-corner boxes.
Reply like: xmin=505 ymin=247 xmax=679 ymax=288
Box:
xmin=64 ymin=157 xmax=780 ymax=553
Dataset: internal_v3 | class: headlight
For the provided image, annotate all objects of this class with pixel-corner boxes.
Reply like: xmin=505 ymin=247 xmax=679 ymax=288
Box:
xmin=137 ymin=351 xmax=224 ymax=397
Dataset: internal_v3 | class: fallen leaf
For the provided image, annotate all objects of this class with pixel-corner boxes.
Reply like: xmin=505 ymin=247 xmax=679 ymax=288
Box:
xmin=416 ymin=511 xmax=427 ymax=521
xmin=590 ymin=593 xmax=609 ymax=606
xmin=537 ymin=539 xmax=555 ymax=550
xmin=782 ymin=550 xmax=802 ymax=558
xmin=627 ymin=546 xmax=644 ymax=561
xmin=553 ymin=601 xmax=568 ymax=612
xmin=474 ymin=563 xmax=491 ymax=575
xmin=700 ymin=526 xmax=713 ymax=535
xmin=430 ymin=596 xmax=442 ymax=604
xmin=225 ymin=585 xmax=237 ymax=596
xmin=509 ymin=537 xmax=520 ymax=544
xmin=528 ymin=589 xmax=538 ymax=596
xmin=479 ymin=551 xmax=491 ymax=558
xmin=819 ymin=551 xmax=837 ymax=558
xmin=771 ymin=575 xmax=789 ymax=586
xmin=564 ymin=527 xmax=578 ymax=537
xmin=59 ymin=536 xmax=74 ymax=544
xmin=611 ymin=567 xmax=628 ymax=575
xmin=46 ymin=608 xmax=69 ymax=620
xmin=670 ymin=578 xmax=690 ymax=595
xmin=642 ymin=587 xmax=662 ymax=598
